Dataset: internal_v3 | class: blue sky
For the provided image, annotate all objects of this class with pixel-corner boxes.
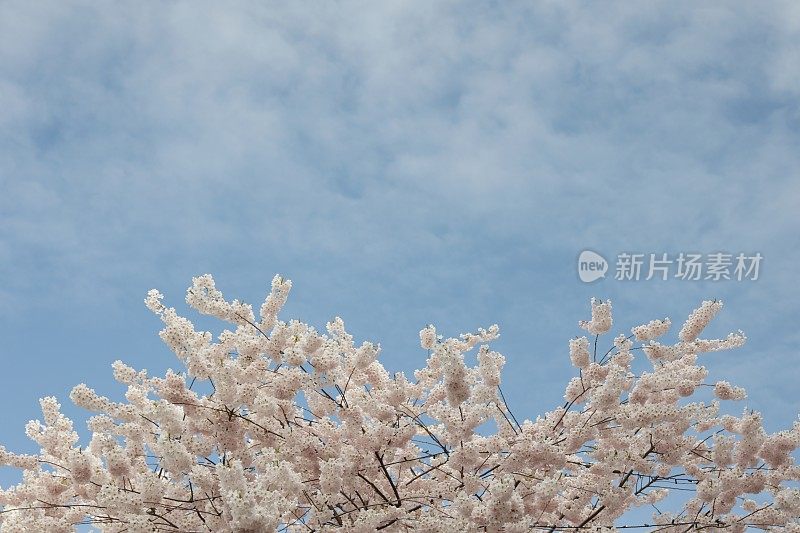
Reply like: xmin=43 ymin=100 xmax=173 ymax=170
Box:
xmin=1 ymin=0 xmax=799 ymax=502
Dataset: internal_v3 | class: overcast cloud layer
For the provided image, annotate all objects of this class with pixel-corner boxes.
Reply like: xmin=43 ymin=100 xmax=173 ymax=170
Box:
xmin=1 ymin=1 xmax=799 ymax=502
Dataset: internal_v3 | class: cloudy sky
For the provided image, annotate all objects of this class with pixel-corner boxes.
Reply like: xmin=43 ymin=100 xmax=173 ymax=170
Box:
xmin=1 ymin=0 xmax=799 ymax=507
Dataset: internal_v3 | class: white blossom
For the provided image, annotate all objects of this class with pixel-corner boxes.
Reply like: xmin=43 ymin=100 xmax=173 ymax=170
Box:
xmin=0 ymin=275 xmax=796 ymax=532
xmin=579 ymin=297 xmax=613 ymax=335
xmin=631 ymin=318 xmax=671 ymax=341
xmin=679 ymin=299 xmax=723 ymax=342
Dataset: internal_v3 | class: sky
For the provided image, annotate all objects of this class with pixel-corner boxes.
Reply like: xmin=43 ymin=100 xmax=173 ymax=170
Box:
xmin=1 ymin=0 xmax=800 ymax=519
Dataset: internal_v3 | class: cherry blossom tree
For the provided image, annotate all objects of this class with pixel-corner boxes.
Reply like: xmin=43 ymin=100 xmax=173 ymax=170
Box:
xmin=1 ymin=274 xmax=799 ymax=532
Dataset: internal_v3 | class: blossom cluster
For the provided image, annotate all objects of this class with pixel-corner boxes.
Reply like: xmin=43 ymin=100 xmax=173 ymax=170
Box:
xmin=0 ymin=275 xmax=798 ymax=532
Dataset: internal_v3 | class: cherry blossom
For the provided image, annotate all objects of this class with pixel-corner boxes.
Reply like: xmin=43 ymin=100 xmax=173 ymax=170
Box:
xmin=1 ymin=275 xmax=798 ymax=532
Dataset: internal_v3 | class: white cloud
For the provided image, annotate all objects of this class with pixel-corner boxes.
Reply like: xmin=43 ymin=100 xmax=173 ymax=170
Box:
xmin=0 ymin=0 xmax=798 ymax=327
